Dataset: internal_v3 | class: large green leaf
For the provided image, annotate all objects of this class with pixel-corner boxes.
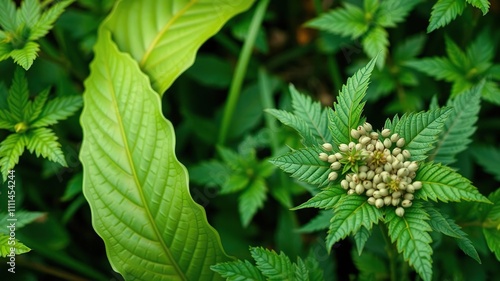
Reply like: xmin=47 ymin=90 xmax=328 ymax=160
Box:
xmin=102 ymin=0 xmax=254 ymax=94
xmin=80 ymin=30 xmax=229 ymax=280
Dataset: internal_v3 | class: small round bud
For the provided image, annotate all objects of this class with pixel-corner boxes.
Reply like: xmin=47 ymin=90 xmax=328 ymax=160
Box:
xmin=351 ymin=129 xmax=360 ymax=139
xmin=395 ymin=207 xmax=405 ymax=217
xmin=349 ymin=181 xmax=356 ymax=189
xmin=355 ymin=184 xmax=365 ymax=195
xmin=359 ymin=165 xmax=369 ymax=173
xmin=406 ymin=185 xmax=415 ymax=193
xmin=404 ymin=193 xmax=414 ymax=200
xmin=339 ymin=144 xmax=349 ymax=152
xmin=360 ymin=136 xmax=371 ymax=145
xmin=373 ymin=174 xmax=381 ymax=184
xmin=370 ymin=132 xmax=379 ymax=140
xmin=392 ymin=191 xmax=402 ymax=199
xmin=402 ymin=199 xmax=412 ymax=208
xmin=381 ymin=129 xmax=391 ymax=137
xmin=386 ymin=155 xmax=393 ymax=163
xmin=359 ymin=171 xmax=367 ymax=180
xmin=384 ymin=163 xmax=393 ymax=172
xmin=392 ymin=147 xmax=401 ymax=156
xmin=376 ymin=141 xmax=385 ymax=151
xmin=384 ymin=196 xmax=392 ymax=205
xmin=352 ymin=174 xmax=359 ymax=183
xmin=396 ymin=154 xmax=405 ymax=162
xmin=357 ymin=125 xmax=366 ymax=135
xmin=376 ymin=183 xmax=386 ymax=190
xmin=397 ymin=168 xmax=408 ymax=177
xmin=327 ymin=154 xmax=337 ymax=163
xmin=367 ymin=197 xmax=376 ymax=205
xmin=347 ymin=189 xmax=356 ymax=195
xmin=363 ymin=122 xmax=373 ymax=132
xmin=379 ymin=188 xmax=389 ymax=197
xmin=396 ymin=138 xmax=406 ymax=148
xmin=412 ymin=181 xmax=422 ymax=190
xmin=322 ymin=143 xmax=333 ymax=151
xmin=375 ymin=167 xmax=383 ymax=174
xmin=392 ymin=197 xmax=401 ymax=206
xmin=399 ymin=181 xmax=408 ymax=190
xmin=383 ymin=138 xmax=392 ymax=148
xmin=328 ymin=172 xmax=338 ymax=181
xmin=334 ymin=152 xmax=343 ymax=160
xmin=366 ymin=188 xmax=375 ymax=197
xmin=366 ymin=144 xmax=375 ymax=151
xmin=390 ymin=133 xmax=400 ymax=143
xmin=375 ymin=198 xmax=384 ymax=208
xmin=355 ymin=143 xmax=363 ymax=150
xmin=408 ymin=162 xmax=418 ymax=172
xmin=330 ymin=162 xmax=341 ymax=170
xmin=373 ymin=191 xmax=381 ymax=199
xmin=366 ymin=170 xmax=375 ymax=180
xmin=341 ymin=179 xmax=349 ymax=189
xmin=402 ymin=149 xmax=411 ymax=159
xmin=319 ymin=153 xmax=329 ymax=161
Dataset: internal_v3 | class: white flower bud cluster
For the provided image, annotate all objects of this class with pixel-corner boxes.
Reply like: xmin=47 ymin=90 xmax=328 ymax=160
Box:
xmin=318 ymin=122 xmax=422 ymax=217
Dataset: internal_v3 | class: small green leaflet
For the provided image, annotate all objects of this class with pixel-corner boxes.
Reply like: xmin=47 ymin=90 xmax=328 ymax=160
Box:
xmin=483 ymin=189 xmax=500 ymax=261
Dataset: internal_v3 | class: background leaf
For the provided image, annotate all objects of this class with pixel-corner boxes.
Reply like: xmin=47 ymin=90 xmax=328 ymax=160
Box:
xmin=102 ymin=0 xmax=255 ymax=94
xmin=80 ymin=30 xmax=230 ymax=280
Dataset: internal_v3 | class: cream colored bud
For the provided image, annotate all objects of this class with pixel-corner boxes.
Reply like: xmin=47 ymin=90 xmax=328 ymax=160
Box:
xmin=339 ymin=144 xmax=349 ymax=152
xmin=330 ymin=162 xmax=341 ymax=170
xmin=384 ymin=163 xmax=393 ymax=172
xmin=334 ymin=152 xmax=343 ymax=160
xmin=327 ymin=154 xmax=337 ymax=163
xmin=404 ymin=193 xmax=414 ymax=200
xmin=399 ymin=181 xmax=408 ymax=190
xmin=363 ymin=122 xmax=373 ymax=132
xmin=390 ymin=133 xmax=400 ymax=142
xmin=379 ymin=188 xmax=389 ymax=197
xmin=351 ymin=128 xmax=360 ymax=139
xmin=396 ymin=138 xmax=406 ymax=148
xmin=384 ymin=196 xmax=392 ymax=205
xmin=363 ymin=180 xmax=373 ymax=189
xmin=366 ymin=170 xmax=375 ymax=180
xmin=406 ymin=185 xmax=415 ymax=193
xmin=355 ymin=143 xmax=363 ymax=150
xmin=375 ymin=198 xmax=385 ymax=208
xmin=366 ymin=144 xmax=375 ymax=151
xmin=397 ymin=168 xmax=408 ymax=177
xmin=319 ymin=153 xmax=329 ymax=161
xmin=392 ymin=191 xmax=402 ymax=199
xmin=402 ymin=149 xmax=411 ymax=159
xmin=376 ymin=141 xmax=385 ymax=151
xmin=375 ymin=167 xmax=383 ymax=174
xmin=355 ymin=184 xmax=365 ymax=195
xmin=370 ymin=132 xmax=379 ymax=139
xmin=373 ymin=191 xmax=381 ymax=199
xmin=392 ymin=198 xmax=401 ymax=206
xmin=357 ymin=125 xmax=366 ymax=135
xmin=347 ymin=189 xmax=356 ymax=195
xmin=376 ymin=183 xmax=386 ymax=190
xmin=381 ymin=128 xmax=391 ymax=137
xmin=408 ymin=162 xmax=418 ymax=172
xmin=412 ymin=181 xmax=422 ymax=190
xmin=348 ymin=142 xmax=356 ymax=149
xmin=373 ymin=174 xmax=381 ymax=184
xmin=328 ymin=172 xmax=338 ymax=181
xmin=341 ymin=179 xmax=349 ymax=190
xmin=395 ymin=207 xmax=405 ymax=217
xmin=384 ymin=138 xmax=392 ymax=148
xmin=403 ymin=161 xmax=411 ymax=168
xmin=349 ymin=181 xmax=356 ymax=189
xmin=392 ymin=147 xmax=401 ymax=156
xmin=360 ymin=136 xmax=371 ymax=145
xmin=386 ymin=155 xmax=393 ymax=163
xmin=322 ymin=143 xmax=333 ymax=151
xmin=366 ymin=188 xmax=375 ymax=197
xmin=368 ymin=197 xmax=376 ymax=205
xmin=402 ymin=199 xmax=412 ymax=208
xmin=396 ymin=154 xmax=405 ymax=162
xmin=359 ymin=165 xmax=369 ymax=173
xmin=359 ymin=171 xmax=367 ymax=180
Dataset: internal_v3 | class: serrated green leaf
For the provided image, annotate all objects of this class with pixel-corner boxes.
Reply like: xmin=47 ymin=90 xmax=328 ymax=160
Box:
xmin=0 ymin=109 xmax=15 ymax=129
xmin=430 ymin=83 xmax=481 ymax=164
xmin=466 ymin=0 xmax=490 ymax=14
xmin=425 ymin=205 xmax=481 ymax=263
xmin=18 ymin=0 xmax=41 ymax=28
xmin=326 ymin=195 xmax=382 ymax=251
xmin=386 ymin=205 xmax=433 ymax=281
xmin=0 ymin=0 xmax=17 ymax=32
xmin=330 ymin=58 xmax=376 ymax=146
xmin=0 ymin=41 xmax=13 ymax=61
xmin=102 ymin=0 xmax=254 ymax=94
xmin=238 ymin=178 xmax=267 ymax=227
xmin=7 ymin=68 xmax=29 ymax=120
xmin=265 ymin=108 xmax=318 ymax=146
xmin=405 ymin=57 xmax=462 ymax=82
xmin=297 ymin=210 xmax=332 ymax=233
xmin=393 ymin=108 xmax=452 ymax=161
xmin=30 ymin=95 xmax=82 ymax=128
xmin=376 ymin=0 xmax=420 ymax=27
xmin=427 ymin=0 xmax=466 ymax=33
xmin=250 ymin=247 xmax=294 ymax=280
xmin=361 ymin=26 xmax=388 ymax=69
xmin=354 ymin=225 xmax=372 ymax=256
xmin=222 ymin=174 xmax=250 ymax=194
xmin=292 ymin=187 xmax=345 ymax=210
xmin=25 ymin=87 xmax=49 ymax=122
xmin=29 ymin=0 xmax=74 ymax=40
xmin=217 ymin=146 xmax=243 ymax=169
xmin=24 ymin=127 xmax=67 ymax=166
xmin=483 ymin=189 xmax=500 ymax=261
xmin=393 ymin=33 xmax=426 ymax=62
xmin=290 ymin=84 xmax=332 ymax=145
xmin=0 ymin=233 xmax=31 ymax=258
xmin=0 ymin=210 xmax=45 ymax=233
xmin=10 ymin=41 xmax=39 ymax=70
xmin=306 ymin=3 xmax=367 ymax=39
xmin=80 ymin=30 xmax=230 ymax=280
xmin=467 ymin=30 xmax=494 ymax=66
xmin=471 ymin=145 xmax=500 ymax=181
xmin=270 ymin=147 xmax=331 ymax=187
xmin=415 ymin=162 xmax=490 ymax=203
xmin=294 ymin=257 xmax=309 ymax=281
xmin=304 ymin=253 xmax=324 ymax=281
xmin=0 ymin=133 xmax=26 ymax=182
xmin=352 ymin=250 xmax=388 ymax=280
xmin=211 ymin=260 xmax=265 ymax=281
xmin=189 ymin=160 xmax=231 ymax=187
xmin=481 ymin=80 xmax=500 ymax=105
xmin=445 ymin=36 xmax=469 ymax=69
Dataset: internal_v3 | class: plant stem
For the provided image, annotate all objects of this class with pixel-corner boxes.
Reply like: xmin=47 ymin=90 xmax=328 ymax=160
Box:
xmin=217 ymin=0 xmax=270 ymax=145
xmin=379 ymin=223 xmax=398 ymax=281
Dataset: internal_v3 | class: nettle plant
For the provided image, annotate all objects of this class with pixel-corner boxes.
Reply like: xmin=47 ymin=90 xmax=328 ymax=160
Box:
xmin=212 ymin=59 xmax=492 ymax=281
